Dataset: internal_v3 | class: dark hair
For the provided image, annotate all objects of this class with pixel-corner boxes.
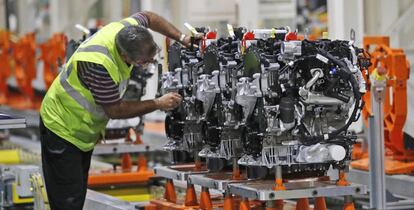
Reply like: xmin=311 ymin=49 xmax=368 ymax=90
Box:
xmin=115 ymin=25 xmax=157 ymax=61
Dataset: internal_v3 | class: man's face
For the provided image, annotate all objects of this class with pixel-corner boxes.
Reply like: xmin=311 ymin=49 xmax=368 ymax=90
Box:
xmin=123 ymin=44 xmax=160 ymax=69
xmin=123 ymin=53 xmax=156 ymax=69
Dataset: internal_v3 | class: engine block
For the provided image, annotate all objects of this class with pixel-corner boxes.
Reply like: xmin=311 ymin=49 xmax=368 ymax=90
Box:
xmin=160 ymin=27 xmax=369 ymax=176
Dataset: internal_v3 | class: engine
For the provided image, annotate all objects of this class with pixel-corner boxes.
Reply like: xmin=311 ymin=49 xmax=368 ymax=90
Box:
xmin=161 ymin=27 xmax=206 ymax=156
xmin=161 ymin=27 xmax=369 ymax=176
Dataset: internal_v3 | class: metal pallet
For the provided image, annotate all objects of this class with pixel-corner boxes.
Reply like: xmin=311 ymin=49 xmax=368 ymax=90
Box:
xmin=228 ymin=179 xmax=367 ymax=201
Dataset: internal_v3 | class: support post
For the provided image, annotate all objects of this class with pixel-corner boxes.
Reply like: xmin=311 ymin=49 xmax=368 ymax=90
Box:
xmin=314 ymin=197 xmax=327 ymax=210
xmin=199 ymin=187 xmax=212 ymax=210
xmin=184 ymin=182 xmax=198 ymax=206
xmin=369 ymin=67 xmax=387 ymax=210
xmin=295 ymin=198 xmax=309 ymax=210
xmin=223 ymin=191 xmax=235 ymax=210
xmin=343 ymin=195 xmax=355 ymax=210
xmin=164 ymin=179 xmax=177 ymax=203
xmin=239 ymin=198 xmax=250 ymax=210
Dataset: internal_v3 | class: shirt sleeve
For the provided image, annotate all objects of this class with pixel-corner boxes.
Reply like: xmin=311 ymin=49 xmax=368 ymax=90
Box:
xmin=131 ymin=12 xmax=149 ymax=28
xmin=77 ymin=61 xmax=121 ymax=105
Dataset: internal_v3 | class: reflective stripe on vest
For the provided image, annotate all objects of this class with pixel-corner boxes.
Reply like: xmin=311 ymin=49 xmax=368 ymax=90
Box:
xmin=76 ymin=44 xmax=129 ymax=97
xmin=59 ymin=64 xmax=106 ymax=118
xmin=58 ymin=19 xmax=135 ymax=119
xmin=77 ymin=45 xmax=114 ymax=62
xmin=120 ymin=20 xmax=132 ymax=27
xmin=60 ymin=43 xmax=130 ymax=118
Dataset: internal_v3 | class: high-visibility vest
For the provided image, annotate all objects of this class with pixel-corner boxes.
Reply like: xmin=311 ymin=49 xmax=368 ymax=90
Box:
xmin=40 ymin=17 xmax=139 ymax=152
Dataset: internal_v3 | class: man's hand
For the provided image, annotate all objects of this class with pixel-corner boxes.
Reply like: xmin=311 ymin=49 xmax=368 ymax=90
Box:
xmin=154 ymin=92 xmax=182 ymax=111
xmin=101 ymin=92 xmax=182 ymax=119
xmin=180 ymin=34 xmax=203 ymax=48
xmin=141 ymin=11 xmax=202 ymax=49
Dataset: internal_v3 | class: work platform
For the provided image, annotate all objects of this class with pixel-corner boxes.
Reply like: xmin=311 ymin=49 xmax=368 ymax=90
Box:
xmin=228 ymin=179 xmax=366 ymax=201
xmin=154 ymin=164 xmax=209 ymax=182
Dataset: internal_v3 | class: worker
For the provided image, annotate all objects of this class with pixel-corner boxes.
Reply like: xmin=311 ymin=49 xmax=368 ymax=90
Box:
xmin=39 ymin=12 xmax=190 ymax=210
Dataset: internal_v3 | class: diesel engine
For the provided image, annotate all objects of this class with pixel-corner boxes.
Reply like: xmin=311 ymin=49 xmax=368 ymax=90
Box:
xmin=160 ymin=27 xmax=369 ymax=177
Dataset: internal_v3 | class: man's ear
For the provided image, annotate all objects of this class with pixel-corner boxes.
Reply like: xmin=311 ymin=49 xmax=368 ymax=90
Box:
xmin=121 ymin=54 xmax=129 ymax=63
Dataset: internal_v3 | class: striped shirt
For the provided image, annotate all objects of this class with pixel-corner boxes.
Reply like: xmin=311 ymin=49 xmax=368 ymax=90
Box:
xmin=77 ymin=12 xmax=149 ymax=105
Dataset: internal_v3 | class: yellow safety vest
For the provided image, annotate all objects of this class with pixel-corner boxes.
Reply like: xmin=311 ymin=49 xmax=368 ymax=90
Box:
xmin=40 ymin=17 xmax=139 ymax=151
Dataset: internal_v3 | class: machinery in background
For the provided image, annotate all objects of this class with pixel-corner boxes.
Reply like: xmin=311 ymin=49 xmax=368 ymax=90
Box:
xmin=0 ymin=29 xmax=67 ymax=111
xmin=0 ymin=113 xmax=49 ymax=210
xmin=351 ymin=36 xmax=413 ymax=174
xmin=0 ymin=31 xmax=12 ymax=105
xmin=0 ymin=165 xmax=48 ymax=210
xmin=39 ymin=33 xmax=67 ymax=91
xmin=8 ymin=33 xmax=37 ymax=110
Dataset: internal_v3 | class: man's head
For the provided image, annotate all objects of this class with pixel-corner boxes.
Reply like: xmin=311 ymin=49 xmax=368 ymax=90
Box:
xmin=115 ymin=25 xmax=159 ymax=66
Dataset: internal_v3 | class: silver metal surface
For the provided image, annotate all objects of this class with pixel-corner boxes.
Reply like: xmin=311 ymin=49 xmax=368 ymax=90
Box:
xmin=228 ymin=180 xmax=367 ymax=201
xmin=188 ymin=172 xmax=247 ymax=191
xmin=369 ymin=75 xmax=387 ymax=210
xmin=0 ymin=113 xmax=26 ymax=129
xmin=0 ymin=124 xmax=26 ymax=129
xmin=93 ymin=143 xmax=151 ymax=155
xmin=93 ymin=130 xmax=167 ymax=155
xmin=348 ymin=169 xmax=414 ymax=199
xmin=0 ymin=107 xmax=36 ymax=127
xmin=84 ymin=189 xmax=138 ymax=210
xmin=13 ymin=165 xmax=40 ymax=197
xmin=154 ymin=165 xmax=209 ymax=182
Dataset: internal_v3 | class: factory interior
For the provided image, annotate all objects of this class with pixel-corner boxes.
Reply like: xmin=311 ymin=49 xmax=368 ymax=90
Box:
xmin=1 ymin=0 xmax=414 ymax=210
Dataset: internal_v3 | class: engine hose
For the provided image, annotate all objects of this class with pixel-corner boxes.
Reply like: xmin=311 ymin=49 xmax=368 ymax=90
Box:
xmin=193 ymin=61 xmax=204 ymax=69
xmin=219 ymin=43 xmax=229 ymax=50
xmin=301 ymin=47 xmax=362 ymax=145
xmin=191 ymin=61 xmax=204 ymax=76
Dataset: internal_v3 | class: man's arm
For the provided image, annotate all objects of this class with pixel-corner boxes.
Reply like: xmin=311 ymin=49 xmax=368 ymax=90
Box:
xmin=102 ymin=92 xmax=182 ymax=119
xmin=142 ymin=11 xmax=181 ymax=41
xmin=141 ymin=11 xmax=195 ymax=47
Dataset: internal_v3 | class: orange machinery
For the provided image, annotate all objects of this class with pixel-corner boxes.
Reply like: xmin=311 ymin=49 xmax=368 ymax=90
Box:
xmin=7 ymin=32 xmax=37 ymax=109
xmin=39 ymin=33 xmax=67 ymax=90
xmin=35 ymin=33 xmax=67 ymax=110
xmin=0 ymin=30 xmax=12 ymax=104
xmin=351 ymin=36 xmax=414 ymax=174
xmin=87 ymin=128 xmax=155 ymax=187
xmin=87 ymin=122 xmax=164 ymax=189
xmin=1 ymin=31 xmax=66 ymax=110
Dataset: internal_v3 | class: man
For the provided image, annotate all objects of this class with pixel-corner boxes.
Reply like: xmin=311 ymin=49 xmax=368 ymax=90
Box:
xmin=40 ymin=11 xmax=189 ymax=210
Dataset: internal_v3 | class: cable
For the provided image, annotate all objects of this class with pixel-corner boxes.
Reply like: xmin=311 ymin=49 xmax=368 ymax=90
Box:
xmin=300 ymin=44 xmax=363 ymax=145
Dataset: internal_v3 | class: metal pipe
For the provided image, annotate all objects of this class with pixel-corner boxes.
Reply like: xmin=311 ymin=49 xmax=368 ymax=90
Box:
xmin=232 ymin=157 xmax=241 ymax=179
xmin=232 ymin=157 xmax=239 ymax=172
xmin=303 ymin=93 xmax=345 ymax=105
xmin=194 ymin=151 xmax=203 ymax=171
xmin=275 ymin=165 xmax=282 ymax=181
xmin=369 ymin=70 xmax=387 ymax=210
xmin=305 ymin=69 xmax=322 ymax=89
